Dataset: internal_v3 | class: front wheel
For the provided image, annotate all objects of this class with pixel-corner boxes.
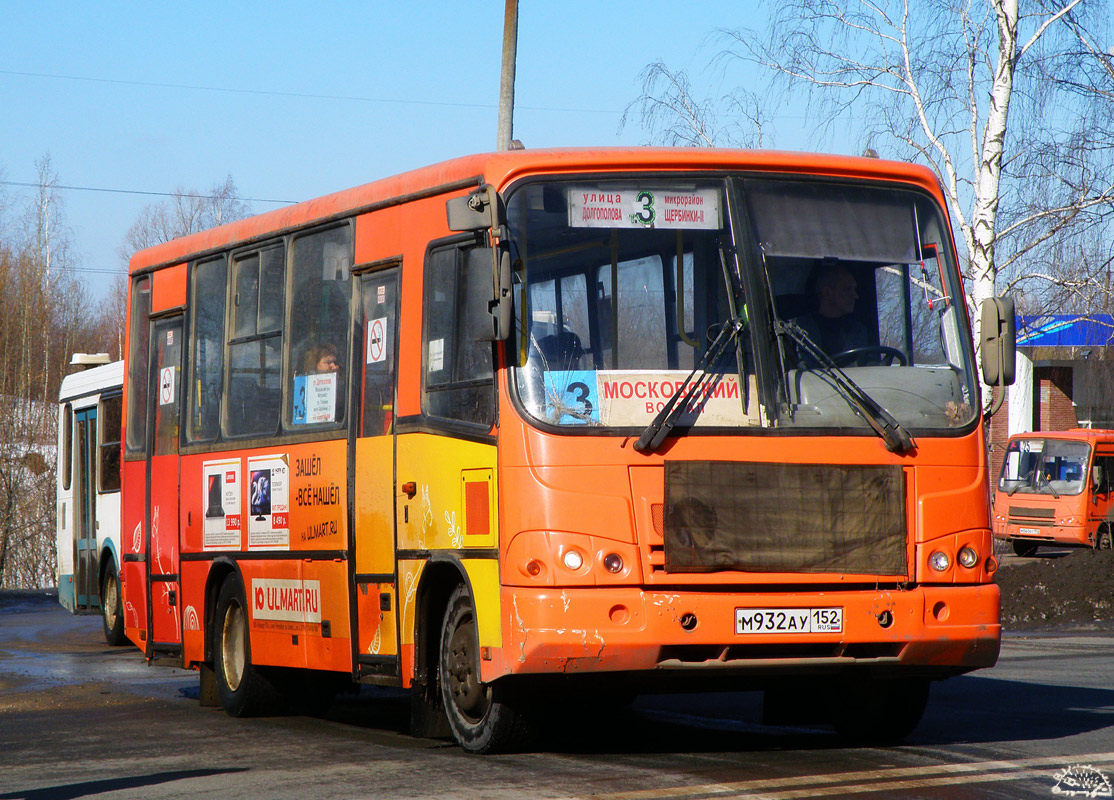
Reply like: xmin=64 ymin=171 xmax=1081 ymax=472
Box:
xmin=439 ymin=585 xmax=527 ymax=753
xmin=100 ymin=562 xmax=126 ymax=646
xmin=1012 ymin=539 xmax=1039 ymax=558
xmin=826 ymin=677 xmax=929 ymax=743
xmin=1096 ymin=525 xmax=1112 ymax=551
xmin=213 ymin=575 xmax=280 ymax=717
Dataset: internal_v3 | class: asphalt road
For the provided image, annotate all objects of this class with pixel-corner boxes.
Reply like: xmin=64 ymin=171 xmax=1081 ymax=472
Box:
xmin=2 ymin=589 xmax=1113 ymax=800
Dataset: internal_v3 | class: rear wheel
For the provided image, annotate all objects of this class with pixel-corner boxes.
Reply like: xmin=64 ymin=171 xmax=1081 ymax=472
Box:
xmin=1012 ymin=539 xmax=1039 ymax=558
xmin=439 ymin=584 xmax=527 ymax=753
xmin=100 ymin=562 xmax=126 ymax=646
xmin=826 ymin=677 xmax=930 ymax=743
xmin=213 ymin=575 xmax=280 ymax=717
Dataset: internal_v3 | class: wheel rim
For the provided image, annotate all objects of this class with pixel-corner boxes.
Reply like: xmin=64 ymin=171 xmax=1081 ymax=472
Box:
xmin=445 ymin=612 xmax=488 ymax=722
xmin=103 ymin=575 xmax=119 ymax=629
xmin=221 ymin=601 xmax=246 ymax=692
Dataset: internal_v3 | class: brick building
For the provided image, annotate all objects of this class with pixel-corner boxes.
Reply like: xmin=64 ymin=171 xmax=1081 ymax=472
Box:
xmin=989 ymin=314 xmax=1114 ymax=480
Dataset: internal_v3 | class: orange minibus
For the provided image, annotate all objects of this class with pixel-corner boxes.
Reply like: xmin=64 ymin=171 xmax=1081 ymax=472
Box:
xmin=993 ymin=429 xmax=1114 ymax=556
xmin=120 ymin=147 xmax=1012 ymax=752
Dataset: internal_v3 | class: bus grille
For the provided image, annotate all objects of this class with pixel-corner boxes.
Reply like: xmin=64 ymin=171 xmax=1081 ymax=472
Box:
xmin=658 ymin=461 xmax=907 ymax=576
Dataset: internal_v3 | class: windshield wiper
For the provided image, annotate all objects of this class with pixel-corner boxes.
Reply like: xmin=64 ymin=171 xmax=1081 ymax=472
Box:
xmin=1035 ymin=469 xmax=1061 ymax=499
xmin=775 ymin=320 xmax=916 ymax=454
xmin=634 ymin=316 xmax=747 ymax=454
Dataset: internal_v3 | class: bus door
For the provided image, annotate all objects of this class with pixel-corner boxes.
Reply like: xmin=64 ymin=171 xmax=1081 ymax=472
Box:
xmin=73 ymin=407 xmax=98 ymax=611
xmin=351 ymin=266 xmax=401 ymax=674
xmin=146 ymin=316 xmax=183 ymax=654
xmin=1091 ymin=444 xmax=1114 ymax=543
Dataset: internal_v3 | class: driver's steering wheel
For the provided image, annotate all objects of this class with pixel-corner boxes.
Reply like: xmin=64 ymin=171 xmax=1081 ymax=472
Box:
xmin=830 ymin=345 xmax=907 ymax=367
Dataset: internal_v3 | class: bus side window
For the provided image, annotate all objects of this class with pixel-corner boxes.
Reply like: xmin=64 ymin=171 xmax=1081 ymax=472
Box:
xmin=61 ymin=403 xmax=73 ymax=491
xmin=99 ymin=395 xmax=121 ymax=492
xmin=423 ymin=243 xmax=495 ymax=428
xmin=225 ymin=244 xmax=284 ymax=437
xmin=125 ymin=276 xmax=152 ymax=456
xmin=187 ymin=256 xmax=227 ymax=443
xmin=287 ymin=225 xmax=352 ymax=428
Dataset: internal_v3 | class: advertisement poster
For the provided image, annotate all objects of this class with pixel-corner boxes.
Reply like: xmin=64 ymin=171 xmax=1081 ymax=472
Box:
xmin=201 ymin=458 xmax=241 ymax=550
xmin=247 ymin=454 xmax=290 ymax=549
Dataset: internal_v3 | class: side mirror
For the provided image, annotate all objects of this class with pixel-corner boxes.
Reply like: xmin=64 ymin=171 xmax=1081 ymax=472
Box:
xmin=979 ymin=296 xmax=1015 ymax=418
xmin=465 ymin=248 xmax=512 ymax=342
xmin=1093 ymin=465 xmax=1105 ymax=496
xmin=447 ymin=184 xmax=506 ymax=232
xmin=980 ymin=296 xmax=1016 ymax=387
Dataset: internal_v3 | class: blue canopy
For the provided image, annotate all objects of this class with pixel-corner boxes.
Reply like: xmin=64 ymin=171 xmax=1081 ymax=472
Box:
xmin=1017 ymin=314 xmax=1114 ymax=347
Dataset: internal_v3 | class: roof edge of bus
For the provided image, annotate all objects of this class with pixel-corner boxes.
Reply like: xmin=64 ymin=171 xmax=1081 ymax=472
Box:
xmin=1009 ymin=428 xmax=1114 ymax=440
xmin=126 ymin=147 xmax=942 ymax=275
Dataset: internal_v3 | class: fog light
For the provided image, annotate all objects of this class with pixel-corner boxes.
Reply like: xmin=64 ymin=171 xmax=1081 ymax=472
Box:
xmin=929 ymin=551 xmax=951 ymax=572
xmin=957 ymin=546 xmax=978 ymax=568
xmin=603 ymin=553 xmax=623 ymax=573
xmin=562 ymin=550 xmax=584 ymax=570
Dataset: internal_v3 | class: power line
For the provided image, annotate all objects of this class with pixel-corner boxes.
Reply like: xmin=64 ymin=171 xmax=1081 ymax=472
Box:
xmin=0 ymin=179 xmax=296 ymax=205
xmin=0 ymin=68 xmax=619 ymax=115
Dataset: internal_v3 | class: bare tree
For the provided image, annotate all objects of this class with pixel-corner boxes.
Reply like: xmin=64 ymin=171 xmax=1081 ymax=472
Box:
xmin=627 ymin=2 xmax=1114 ymax=340
xmin=0 ymin=157 xmax=104 ymax=588
xmin=119 ymin=174 xmax=251 ymax=259
xmin=622 ymin=60 xmax=771 ymax=148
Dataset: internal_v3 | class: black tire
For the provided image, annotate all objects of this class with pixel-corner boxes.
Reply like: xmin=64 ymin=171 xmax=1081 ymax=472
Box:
xmin=213 ymin=575 xmax=281 ymax=717
xmin=1097 ymin=526 xmax=1112 ymax=551
xmin=100 ymin=561 xmax=126 ymax=647
xmin=826 ymin=677 xmax=929 ymax=743
xmin=439 ymin=584 xmax=527 ymax=753
xmin=1012 ymin=539 xmax=1039 ymax=558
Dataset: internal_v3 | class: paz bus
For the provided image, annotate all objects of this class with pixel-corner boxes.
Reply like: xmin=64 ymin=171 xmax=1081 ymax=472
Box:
xmin=56 ymin=354 xmax=126 ymax=645
xmin=993 ymin=429 xmax=1114 ymax=557
xmin=119 ymin=147 xmax=1014 ymax=752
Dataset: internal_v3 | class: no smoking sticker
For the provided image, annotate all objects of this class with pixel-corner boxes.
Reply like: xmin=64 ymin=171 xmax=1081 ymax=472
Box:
xmin=367 ymin=317 xmax=389 ymax=364
xmin=159 ymin=366 xmax=175 ymax=405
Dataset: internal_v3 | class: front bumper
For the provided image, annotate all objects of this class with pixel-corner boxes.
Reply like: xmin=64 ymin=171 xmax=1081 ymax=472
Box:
xmin=492 ymin=583 xmax=1000 ymax=683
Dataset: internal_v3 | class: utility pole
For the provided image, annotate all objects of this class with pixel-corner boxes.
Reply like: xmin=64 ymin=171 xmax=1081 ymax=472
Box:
xmin=496 ymin=0 xmax=518 ymax=151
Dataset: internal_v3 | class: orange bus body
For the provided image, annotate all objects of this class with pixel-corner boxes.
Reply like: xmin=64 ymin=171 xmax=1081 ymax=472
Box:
xmin=119 ymin=148 xmax=1000 ymax=751
xmin=993 ymin=429 xmax=1114 ymax=556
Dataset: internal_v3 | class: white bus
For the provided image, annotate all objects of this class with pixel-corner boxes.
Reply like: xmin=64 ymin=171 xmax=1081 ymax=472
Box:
xmin=56 ymin=354 xmax=126 ymax=645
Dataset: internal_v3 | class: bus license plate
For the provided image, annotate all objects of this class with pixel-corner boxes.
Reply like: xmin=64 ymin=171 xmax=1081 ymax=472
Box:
xmin=735 ymin=607 xmax=843 ymax=635
xmin=1018 ymin=527 xmax=1040 ymax=536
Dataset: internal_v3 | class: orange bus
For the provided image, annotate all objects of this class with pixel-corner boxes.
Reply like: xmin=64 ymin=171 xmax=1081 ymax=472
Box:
xmin=120 ymin=147 xmax=1011 ymax=752
xmin=993 ymin=429 xmax=1114 ymax=556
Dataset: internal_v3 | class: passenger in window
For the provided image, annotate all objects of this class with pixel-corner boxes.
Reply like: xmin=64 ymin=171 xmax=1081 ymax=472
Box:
xmin=302 ymin=342 xmax=340 ymax=374
xmin=293 ymin=341 xmax=344 ymax=425
xmin=794 ymin=264 xmax=869 ymax=358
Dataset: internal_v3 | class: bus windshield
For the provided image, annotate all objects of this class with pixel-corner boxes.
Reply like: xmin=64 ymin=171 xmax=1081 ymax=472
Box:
xmin=999 ymin=438 xmax=1091 ymax=497
xmin=505 ymin=177 xmax=978 ymax=434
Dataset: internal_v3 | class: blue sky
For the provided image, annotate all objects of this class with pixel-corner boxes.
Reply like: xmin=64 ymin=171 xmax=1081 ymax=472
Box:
xmin=1 ymin=2 xmax=846 ymax=299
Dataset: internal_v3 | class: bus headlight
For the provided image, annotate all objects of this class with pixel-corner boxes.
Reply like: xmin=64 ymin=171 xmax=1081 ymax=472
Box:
xmin=929 ymin=551 xmax=951 ymax=572
xmin=562 ymin=549 xmax=584 ymax=570
xmin=957 ymin=546 xmax=979 ymax=569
